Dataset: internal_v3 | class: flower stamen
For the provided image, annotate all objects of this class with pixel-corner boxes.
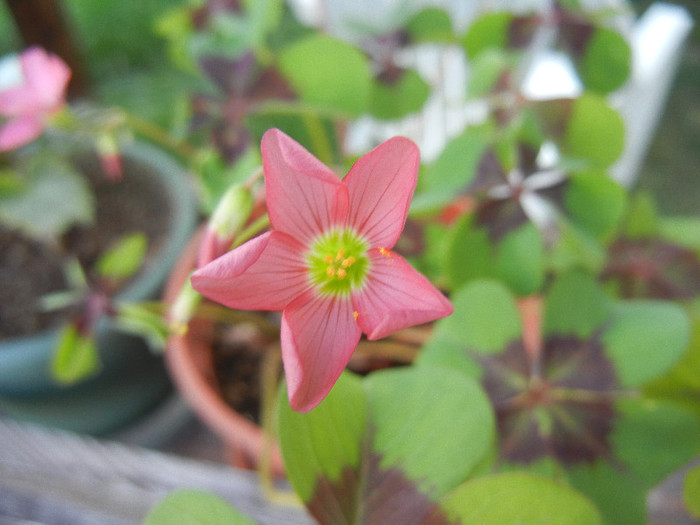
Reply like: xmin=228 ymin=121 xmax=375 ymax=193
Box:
xmin=307 ymin=229 xmax=370 ymax=296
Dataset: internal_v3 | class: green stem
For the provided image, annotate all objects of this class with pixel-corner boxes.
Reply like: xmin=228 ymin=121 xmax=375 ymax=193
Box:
xmin=233 ymin=214 xmax=271 ymax=247
xmin=122 ymin=112 xmax=198 ymax=161
xmin=303 ymin=113 xmax=335 ymax=167
xmin=259 ymin=344 xmax=300 ymax=506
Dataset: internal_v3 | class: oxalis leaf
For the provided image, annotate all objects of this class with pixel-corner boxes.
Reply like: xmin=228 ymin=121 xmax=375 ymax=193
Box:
xmin=440 ymin=471 xmax=602 ymax=525
xmin=602 ymin=300 xmax=690 ymax=387
xmin=0 ymin=155 xmax=94 ymax=239
xmin=278 ymin=34 xmax=371 ymax=117
xmin=95 ymin=232 xmax=148 ymax=282
xmin=144 ymin=489 xmax=255 ymax=525
xmin=684 ymin=463 xmax=700 ymax=518
xmin=277 ymin=367 xmax=495 ymax=524
xmin=51 ymin=323 xmax=100 ymax=385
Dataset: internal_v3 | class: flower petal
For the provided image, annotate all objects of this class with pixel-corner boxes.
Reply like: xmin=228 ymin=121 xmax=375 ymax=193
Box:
xmin=21 ymin=47 xmax=71 ymax=110
xmin=0 ymin=116 xmax=44 ymax=151
xmin=281 ymin=291 xmax=361 ymax=412
xmin=191 ymin=231 xmax=309 ymax=311
xmin=261 ymin=128 xmax=348 ymax=245
xmin=343 ymin=136 xmax=419 ymax=248
xmin=0 ymin=85 xmax=41 ymax=116
xmin=0 ymin=48 xmax=69 ymax=116
xmin=353 ymin=248 xmax=453 ymax=340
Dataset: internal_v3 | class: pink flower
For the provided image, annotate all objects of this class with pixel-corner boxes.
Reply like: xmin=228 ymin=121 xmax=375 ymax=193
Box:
xmin=192 ymin=129 xmax=453 ymax=412
xmin=0 ymin=47 xmax=71 ymax=151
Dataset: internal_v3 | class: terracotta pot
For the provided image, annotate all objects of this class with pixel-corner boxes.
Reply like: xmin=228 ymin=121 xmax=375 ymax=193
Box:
xmin=163 ymin=228 xmax=286 ymax=476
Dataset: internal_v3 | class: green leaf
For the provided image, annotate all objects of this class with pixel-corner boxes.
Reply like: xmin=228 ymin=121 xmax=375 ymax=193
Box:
xmin=246 ymin=102 xmax=342 ymax=165
xmin=659 ymin=216 xmax=700 ymax=250
xmin=0 ymin=168 xmax=25 ymax=195
xmin=144 ymin=489 xmax=255 ymax=525
xmin=277 ymin=371 xmax=367 ymax=503
xmin=644 ymin=312 xmax=700 ymax=418
xmin=684 ymin=464 xmax=700 ymax=518
xmin=278 ymin=35 xmax=371 ymax=117
xmin=154 ymin=6 xmax=197 ymax=72
xmin=405 ymin=8 xmax=454 ymax=43
xmin=365 ymin=366 xmax=495 ymax=497
xmin=188 ymin=0 xmax=282 ymax=59
xmin=51 ymin=324 xmax=100 ymax=385
xmin=563 ymin=93 xmax=625 ymax=168
xmin=421 ymin=125 xmax=489 ymax=198
xmin=114 ymin=302 xmax=170 ymax=350
xmin=564 ymin=171 xmax=626 ymax=240
xmin=467 ymin=49 xmax=513 ymax=98
xmin=578 ymin=27 xmax=631 ymax=94
xmin=436 ymin=279 xmax=521 ymax=354
xmin=416 ymin=337 xmax=482 ymax=378
xmin=442 ymin=471 xmax=602 ymax=524
xmin=547 ymin=219 xmax=607 ymax=275
xmin=544 ymin=270 xmax=612 ymax=338
xmin=462 ymin=12 xmax=513 ymax=59
xmin=369 ymin=68 xmax=430 ymax=120
xmin=95 ymin=232 xmax=148 ymax=281
xmin=0 ymin=156 xmax=94 ymax=239
xmin=603 ymin=301 xmax=690 ymax=387
xmin=278 ymin=368 xmax=495 ymax=524
xmin=495 ymin=222 xmax=544 ymax=296
xmin=621 ymin=191 xmax=659 ymax=238
xmin=444 ymin=216 xmax=494 ymax=289
xmin=613 ymin=398 xmax=700 ymax=488
xmin=568 ymin=461 xmax=647 ymax=525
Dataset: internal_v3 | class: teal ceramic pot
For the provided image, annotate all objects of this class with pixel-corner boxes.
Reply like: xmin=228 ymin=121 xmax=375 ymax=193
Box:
xmin=0 ymin=142 xmax=198 ymax=435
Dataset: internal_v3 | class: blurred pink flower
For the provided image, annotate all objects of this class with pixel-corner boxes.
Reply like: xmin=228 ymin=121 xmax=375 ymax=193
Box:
xmin=192 ymin=129 xmax=453 ymax=412
xmin=0 ymin=46 xmax=71 ymax=151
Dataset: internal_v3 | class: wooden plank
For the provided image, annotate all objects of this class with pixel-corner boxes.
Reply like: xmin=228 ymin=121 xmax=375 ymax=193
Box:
xmin=0 ymin=418 xmax=312 ymax=524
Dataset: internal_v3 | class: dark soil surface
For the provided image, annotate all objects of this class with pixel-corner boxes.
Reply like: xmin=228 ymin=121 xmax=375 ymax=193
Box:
xmin=0 ymin=152 xmax=172 ymax=340
xmin=211 ymin=323 xmax=272 ymax=424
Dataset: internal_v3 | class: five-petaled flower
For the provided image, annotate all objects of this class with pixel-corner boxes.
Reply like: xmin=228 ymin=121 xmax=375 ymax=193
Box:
xmin=0 ymin=46 xmax=71 ymax=152
xmin=192 ymin=129 xmax=453 ymax=412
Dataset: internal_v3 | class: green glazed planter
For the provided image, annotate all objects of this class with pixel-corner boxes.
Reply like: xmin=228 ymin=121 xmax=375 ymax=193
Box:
xmin=0 ymin=142 xmax=198 ymax=435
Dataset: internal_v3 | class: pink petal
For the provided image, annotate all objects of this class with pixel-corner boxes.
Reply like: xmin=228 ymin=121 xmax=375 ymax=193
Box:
xmin=353 ymin=248 xmax=453 ymax=340
xmin=191 ymin=231 xmax=309 ymax=311
xmin=343 ymin=136 xmax=419 ymax=249
xmin=281 ymin=290 xmax=362 ymax=412
xmin=0 ymin=116 xmax=44 ymax=151
xmin=21 ymin=47 xmax=71 ymax=110
xmin=261 ymin=129 xmax=349 ymax=245
xmin=0 ymin=85 xmax=42 ymax=116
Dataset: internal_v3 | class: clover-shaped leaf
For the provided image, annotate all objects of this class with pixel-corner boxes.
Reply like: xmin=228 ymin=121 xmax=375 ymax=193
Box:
xmin=144 ymin=489 xmax=255 ymax=525
xmin=0 ymin=155 xmax=94 ymax=239
xmin=684 ymin=464 xmax=700 ymax=518
xmin=405 ymin=8 xmax=455 ymax=43
xmin=462 ymin=12 xmax=538 ymax=60
xmin=441 ymin=471 xmax=602 ymax=525
xmin=278 ymin=368 xmax=494 ymax=524
xmin=369 ymin=68 xmax=430 ymax=120
xmin=278 ymin=35 xmax=372 ymax=117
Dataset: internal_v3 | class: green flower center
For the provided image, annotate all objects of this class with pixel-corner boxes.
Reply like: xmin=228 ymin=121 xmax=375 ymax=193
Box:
xmin=306 ymin=228 xmax=370 ymax=296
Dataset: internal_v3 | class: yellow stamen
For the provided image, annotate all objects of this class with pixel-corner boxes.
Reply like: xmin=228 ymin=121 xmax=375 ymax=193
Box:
xmin=379 ymin=247 xmax=391 ymax=257
xmin=353 ymin=311 xmax=359 ymax=321
xmin=335 ymin=248 xmax=345 ymax=261
xmin=326 ymin=267 xmax=336 ymax=278
xmin=324 ymin=254 xmax=334 ymax=264
xmin=341 ymin=256 xmax=355 ymax=268
xmin=336 ymin=268 xmax=347 ymax=280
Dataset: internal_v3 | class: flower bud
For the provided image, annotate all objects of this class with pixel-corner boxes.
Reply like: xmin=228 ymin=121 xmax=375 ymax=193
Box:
xmin=168 ymin=274 xmax=202 ymax=336
xmin=198 ymin=184 xmax=254 ymax=266
xmin=96 ymin=133 xmax=123 ymax=181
